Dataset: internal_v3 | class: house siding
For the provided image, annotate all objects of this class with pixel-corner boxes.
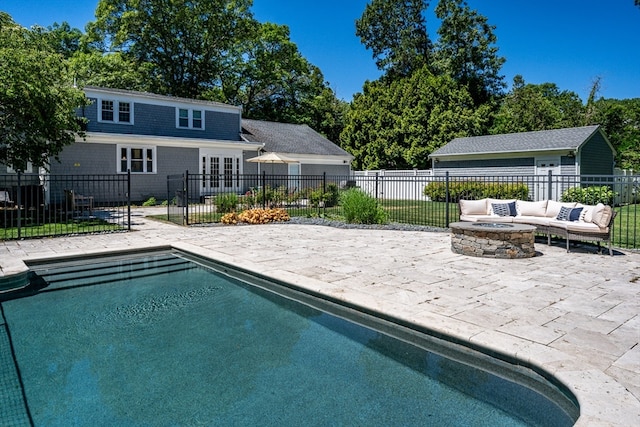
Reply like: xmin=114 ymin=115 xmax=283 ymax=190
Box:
xmin=51 ymin=142 xmax=116 ymax=175
xmin=580 ymin=133 xmax=614 ymax=174
xmin=433 ymin=158 xmax=535 ymax=176
xmin=130 ymin=146 xmax=198 ymax=202
xmin=84 ymin=99 xmax=240 ymax=141
xmin=302 ymin=164 xmax=350 ymax=176
xmin=560 ymin=156 xmax=577 ymax=175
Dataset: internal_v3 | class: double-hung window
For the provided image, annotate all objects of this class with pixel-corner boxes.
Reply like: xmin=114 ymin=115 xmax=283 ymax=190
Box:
xmin=100 ymin=100 xmax=133 ymax=124
xmin=177 ymin=108 xmax=204 ymax=130
xmin=119 ymin=146 xmax=155 ymax=174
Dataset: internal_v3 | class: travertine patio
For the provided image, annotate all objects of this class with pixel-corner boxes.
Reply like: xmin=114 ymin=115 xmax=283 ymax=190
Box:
xmin=1 ymin=208 xmax=638 ymax=426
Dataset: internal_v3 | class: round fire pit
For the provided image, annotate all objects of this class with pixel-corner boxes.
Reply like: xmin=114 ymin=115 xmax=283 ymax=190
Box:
xmin=450 ymin=222 xmax=536 ymax=259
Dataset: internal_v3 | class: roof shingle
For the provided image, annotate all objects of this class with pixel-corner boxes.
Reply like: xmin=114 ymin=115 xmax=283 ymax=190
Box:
xmin=241 ymin=119 xmax=350 ymax=157
xmin=430 ymin=125 xmax=601 ymax=157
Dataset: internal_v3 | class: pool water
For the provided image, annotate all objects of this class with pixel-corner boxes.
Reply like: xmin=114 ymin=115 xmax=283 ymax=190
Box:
xmin=1 ymin=251 xmax=578 ymax=426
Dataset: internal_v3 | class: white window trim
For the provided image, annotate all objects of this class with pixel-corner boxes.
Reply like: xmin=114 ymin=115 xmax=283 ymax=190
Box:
xmin=98 ymin=99 xmax=134 ymax=125
xmin=176 ymin=108 xmax=205 ymax=130
xmin=6 ymin=162 xmax=34 ymax=173
xmin=117 ymin=145 xmax=157 ymax=174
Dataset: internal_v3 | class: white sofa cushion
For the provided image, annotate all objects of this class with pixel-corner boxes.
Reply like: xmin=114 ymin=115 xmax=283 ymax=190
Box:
xmin=459 ymin=214 xmax=514 ymax=223
xmin=592 ymin=204 xmax=613 ymax=228
xmin=513 ymin=216 xmax=552 ymax=226
xmin=459 ymin=198 xmax=489 ymax=215
xmin=545 ymin=200 xmax=577 ymax=218
xmin=516 ymin=200 xmax=547 ymax=217
xmin=549 ymin=220 xmax=607 ymax=233
xmin=581 ymin=205 xmax=597 ymax=222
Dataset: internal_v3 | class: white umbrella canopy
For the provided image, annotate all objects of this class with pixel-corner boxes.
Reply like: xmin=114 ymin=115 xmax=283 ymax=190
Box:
xmin=246 ymin=152 xmax=298 ymax=164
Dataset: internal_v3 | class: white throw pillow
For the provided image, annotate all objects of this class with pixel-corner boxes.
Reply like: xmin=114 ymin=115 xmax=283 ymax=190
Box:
xmin=459 ymin=199 xmax=488 ymax=215
xmin=516 ymin=200 xmax=547 ymax=216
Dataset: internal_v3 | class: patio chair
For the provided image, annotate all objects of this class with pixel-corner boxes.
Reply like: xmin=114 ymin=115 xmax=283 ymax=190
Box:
xmin=65 ymin=189 xmax=94 ymax=216
xmin=0 ymin=190 xmax=14 ymax=208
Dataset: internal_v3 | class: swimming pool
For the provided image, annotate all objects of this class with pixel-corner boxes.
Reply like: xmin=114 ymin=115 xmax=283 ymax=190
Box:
xmin=1 ymin=250 xmax=578 ymax=426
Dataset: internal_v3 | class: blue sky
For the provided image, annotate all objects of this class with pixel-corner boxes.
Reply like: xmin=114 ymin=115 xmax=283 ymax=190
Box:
xmin=3 ymin=0 xmax=639 ymax=102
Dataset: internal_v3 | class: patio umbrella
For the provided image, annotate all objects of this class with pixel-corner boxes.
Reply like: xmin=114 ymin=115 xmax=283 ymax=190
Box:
xmin=246 ymin=152 xmax=298 ymax=174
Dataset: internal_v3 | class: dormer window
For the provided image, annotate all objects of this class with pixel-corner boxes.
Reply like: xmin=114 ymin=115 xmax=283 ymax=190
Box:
xmin=99 ymin=99 xmax=133 ymax=124
xmin=177 ymin=108 xmax=204 ymax=130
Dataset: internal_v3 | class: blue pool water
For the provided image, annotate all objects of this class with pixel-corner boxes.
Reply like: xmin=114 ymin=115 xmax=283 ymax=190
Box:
xmin=0 ymin=251 xmax=578 ymax=426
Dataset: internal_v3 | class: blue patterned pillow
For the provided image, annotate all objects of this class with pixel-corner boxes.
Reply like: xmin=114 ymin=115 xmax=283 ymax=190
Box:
xmin=492 ymin=202 xmax=517 ymax=217
xmin=556 ymin=206 xmax=572 ymax=221
xmin=569 ymin=207 xmax=583 ymax=221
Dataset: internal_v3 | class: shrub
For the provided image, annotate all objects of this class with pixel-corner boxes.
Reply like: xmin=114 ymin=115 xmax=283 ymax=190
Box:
xmin=423 ymin=181 xmax=529 ymax=202
xmin=214 ymin=193 xmax=239 ymax=213
xmin=561 ymin=186 xmax=616 ymax=205
xmin=221 ymin=208 xmax=290 ymax=225
xmin=340 ymin=188 xmax=388 ymax=225
xmin=142 ymin=197 xmax=157 ymax=206
xmin=308 ymin=183 xmax=340 ymax=208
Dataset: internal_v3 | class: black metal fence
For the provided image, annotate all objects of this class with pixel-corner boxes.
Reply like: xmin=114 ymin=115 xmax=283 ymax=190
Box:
xmin=1 ymin=172 xmax=131 ymax=240
xmin=167 ymin=171 xmax=639 ymax=249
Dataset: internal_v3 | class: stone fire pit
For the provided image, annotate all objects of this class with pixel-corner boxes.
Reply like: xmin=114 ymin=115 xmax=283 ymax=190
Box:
xmin=450 ymin=222 xmax=536 ymax=259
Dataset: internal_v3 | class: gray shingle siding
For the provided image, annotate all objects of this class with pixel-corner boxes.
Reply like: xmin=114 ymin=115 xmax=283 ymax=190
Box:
xmin=50 ymin=143 xmax=116 ymax=174
xmin=129 ymin=146 xmax=198 ymax=201
xmin=580 ymin=132 xmax=614 ymax=174
xmin=433 ymin=158 xmax=534 ymax=176
xmin=302 ymin=164 xmax=350 ymax=175
xmin=83 ymin=98 xmax=240 ymax=141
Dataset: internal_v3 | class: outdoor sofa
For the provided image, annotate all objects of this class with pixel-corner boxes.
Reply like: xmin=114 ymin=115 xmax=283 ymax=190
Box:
xmin=458 ymin=198 xmax=616 ymax=256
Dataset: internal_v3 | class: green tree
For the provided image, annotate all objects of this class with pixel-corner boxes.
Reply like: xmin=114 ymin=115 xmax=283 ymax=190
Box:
xmin=355 ymin=0 xmax=432 ymax=78
xmin=434 ymin=0 xmax=506 ymax=105
xmin=69 ymin=51 xmax=151 ymax=91
xmin=490 ymin=76 xmax=584 ymax=134
xmin=593 ymin=98 xmax=640 ymax=170
xmin=340 ymin=66 xmax=488 ymax=169
xmin=88 ymin=0 xmax=256 ymax=98
xmin=0 ymin=13 xmax=88 ymax=171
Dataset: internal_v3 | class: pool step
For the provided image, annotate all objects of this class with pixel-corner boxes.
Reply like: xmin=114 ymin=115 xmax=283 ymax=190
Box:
xmin=31 ymin=253 xmax=196 ymax=290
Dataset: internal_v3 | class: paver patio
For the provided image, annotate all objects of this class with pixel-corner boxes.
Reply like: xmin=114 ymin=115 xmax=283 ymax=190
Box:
xmin=1 ymin=209 xmax=639 ymax=426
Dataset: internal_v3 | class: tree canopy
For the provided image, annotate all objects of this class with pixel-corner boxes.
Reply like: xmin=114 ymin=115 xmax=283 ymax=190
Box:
xmin=0 ymin=13 xmax=87 ymax=172
xmin=355 ymin=0 xmax=433 ymax=78
xmin=341 ymin=66 xmax=489 ymax=170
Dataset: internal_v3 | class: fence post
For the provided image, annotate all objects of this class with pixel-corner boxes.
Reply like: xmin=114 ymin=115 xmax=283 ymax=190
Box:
xmin=184 ymin=170 xmax=189 ymax=226
xmin=17 ymin=171 xmax=22 ymax=238
xmin=548 ymin=170 xmax=553 ymax=201
xmin=127 ymin=169 xmax=131 ymax=231
xmin=445 ymin=171 xmax=450 ymax=226
xmin=166 ymin=170 xmax=170 ymax=223
xmin=260 ymin=170 xmax=267 ymax=209
xmin=375 ymin=172 xmax=379 ymax=200
xmin=322 ymin=172 xmax=327 ymax=215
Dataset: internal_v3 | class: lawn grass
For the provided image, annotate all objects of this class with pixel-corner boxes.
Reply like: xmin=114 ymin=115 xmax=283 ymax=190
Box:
xmin=613 ymin=204 xmax=639 ymax=248
xmin=0 ymin=220 xmax=124 ymax=240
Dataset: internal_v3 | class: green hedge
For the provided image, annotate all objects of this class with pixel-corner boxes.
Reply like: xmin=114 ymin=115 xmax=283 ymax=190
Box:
xmin=423 ymin=181 xmax=529 ymax=202
xmin=561 ymin=186 xmax=616 ymax=205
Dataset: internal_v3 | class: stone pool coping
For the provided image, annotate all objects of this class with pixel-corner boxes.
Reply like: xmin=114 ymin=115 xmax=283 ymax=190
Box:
xmin=1 ymin=210 xmax=639 ymax=426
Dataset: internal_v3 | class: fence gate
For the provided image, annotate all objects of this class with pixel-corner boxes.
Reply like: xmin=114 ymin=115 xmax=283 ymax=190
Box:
xmin=167 ymin=173 xmax=186 ymax=225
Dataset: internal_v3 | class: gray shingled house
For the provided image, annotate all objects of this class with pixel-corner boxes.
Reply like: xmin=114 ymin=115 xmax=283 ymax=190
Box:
xmin=3 ymin=87 xmax=352 ymax=202
xmin=429 ymin=125 xmax=615 ymax=178
xmin=241 ymin=119 xmax=352 ymax=176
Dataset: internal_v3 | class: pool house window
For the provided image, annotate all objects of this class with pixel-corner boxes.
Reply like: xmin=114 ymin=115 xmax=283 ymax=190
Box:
xmin=119 ymin=146 xmax=155 ymax=173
